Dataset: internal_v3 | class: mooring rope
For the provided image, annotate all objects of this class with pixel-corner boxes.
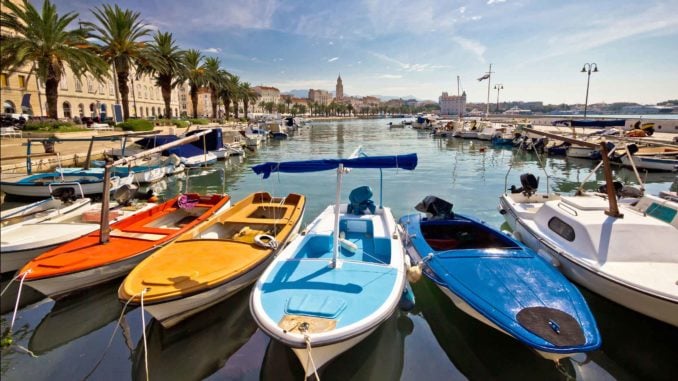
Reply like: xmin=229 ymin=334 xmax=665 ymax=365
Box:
xmin=304 ymin=335 xmax=320 ymax=381
xmin=9 ymin=271 xmax=29 ymax=333
xmin=1 ymin=271 xmax=37 ymax=357
xmin=140 ymin=289 xmax=150 ymax=381
xmin=82 ymin=289 xmax=147 ymax=381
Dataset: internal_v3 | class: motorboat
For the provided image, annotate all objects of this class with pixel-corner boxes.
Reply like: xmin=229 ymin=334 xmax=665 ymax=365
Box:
xmin=400 ymin=196 xmax=601 ymax=360
xmin=1 ymin=186 xmax=90 ymax=229
xmin=135 ymin=135 xmax=218 ymax=167
xmin=19 ymin=193 xmax=231 ymax=298
xmin=498 ymin=172 xmax=678 ymax=327
xmin=118 ymin=192 xmax=305 ymax=328
xmin=249 ymin=149 xmax=418 ymax=377
xmin=0 ymin=170 xmax=133 ymax=198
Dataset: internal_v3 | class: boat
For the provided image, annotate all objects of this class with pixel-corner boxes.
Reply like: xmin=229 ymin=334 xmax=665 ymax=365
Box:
xmin=185 ymin=128 xmax=232 ymax=159
xmin=118 ymin=191 xmax=305 ymax=328
xmin=0 ymin=186 xmax=90 ymax=229
xmin=136 ymin=135 xmax=218 ymax=167
xmin=459 ymin=120 xmax=482 ymax=139
xmin=0 ymin=169 xmax=134 ymax=198
xmin=249 ymin=150 xmax=418 ymax=377
xmin=618 ymin=145 xmax=678 ymax=172
xmin=80 ymin=161 xmax=170 ymax=184
xmin=388 ymin=121 xmax=405 ymax=128
xmin=399 ymin=196 xmax=601 ymax=360
xmin=1 ymin=188 xmax=157 ymax=274
xmin=498 ymin=172 xmax=678 ymax=327
xmin=18 ymin=192 xmax=231 ymax=298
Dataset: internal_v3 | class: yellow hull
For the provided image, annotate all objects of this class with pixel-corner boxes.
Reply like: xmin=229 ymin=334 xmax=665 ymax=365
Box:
xmin=119 ymin=192 xmax=305 ymax=303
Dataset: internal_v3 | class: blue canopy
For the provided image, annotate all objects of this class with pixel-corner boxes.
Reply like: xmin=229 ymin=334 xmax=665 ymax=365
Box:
xmin=135 ymin=135 xmax=210 ymax=158
xmin=186 ymin=128 xmax=224 ymax=151
xmin=252 ymin=153 xmax=418 ymax=179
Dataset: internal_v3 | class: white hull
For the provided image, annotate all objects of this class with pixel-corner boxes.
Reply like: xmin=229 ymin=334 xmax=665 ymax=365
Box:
xmin=1 ymin=198 xmax=91 ymax=229
xmin=132 ymin=167 xmax=166 ymax=184
xmin=460 ymin=131 xmax=479 ymax=139
xmin=25 ymin=250 xmax=156 ymax=298
xmin=1 ymin=244 xmax=59 ymax=274
xmin=499 ymin=195 xmax=678 ymax=327
xmin=566 ymin=146 xmax=595 ymax=158
xmin=0 ymin=175 xmax=133 ymax=198
xmin=181 ymin=153 xmax=218 ymax=167
xmin=621 ymin=155 xmax=678 ymax=172
xmin=292 ymin=327 xmax=378 ymax=378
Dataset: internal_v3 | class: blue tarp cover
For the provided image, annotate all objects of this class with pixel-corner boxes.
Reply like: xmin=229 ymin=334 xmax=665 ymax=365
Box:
xmin=252 ymin=153 xmax=418 ymax=179
xmin=135 ymin=135 xmax=209 ymax=158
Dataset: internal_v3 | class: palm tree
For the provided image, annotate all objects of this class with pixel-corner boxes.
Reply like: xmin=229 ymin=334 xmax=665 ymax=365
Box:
xmin=1 ymin=0 xmax=108 ymax=119
xmin=239 ymin=82 xmax=259 ymax=120
xmin=183 ymin=49 xmax=204 ymax=118
xmin=218 ymin=72 xmax=238 ymax=120
xmin=87 ymin=4 xmax=151 ymax=120
xmin=202 ymin=56 xmax=221 ymax=118
xmin=137 ymin=31 xmax=185 ymax=118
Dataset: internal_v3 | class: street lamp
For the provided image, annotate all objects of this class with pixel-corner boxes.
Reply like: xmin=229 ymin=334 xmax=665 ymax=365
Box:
xmin=494 ymin=84 xmax=503 ymax=113
xmin=581 ymin=63 xmax=598 ymax=118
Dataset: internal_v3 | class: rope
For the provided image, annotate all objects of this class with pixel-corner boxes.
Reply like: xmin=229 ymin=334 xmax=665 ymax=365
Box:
xmin=10 ymin=271 xmax=29 ymax=333
xmin=82 ymin=289 xmax=147 ymax=381
xmin=304 ymin=335 xmax=320 ymax=381
xmin=140 ymin=289 xmax=149 ymax=381
xmin=0 ymin=271 xmax=24 ymax=297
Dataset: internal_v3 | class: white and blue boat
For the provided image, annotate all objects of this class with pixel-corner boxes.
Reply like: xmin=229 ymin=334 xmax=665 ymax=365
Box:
xmin=249 ymin=150 xmax=418 ymax=378
xmin=0 ymin=170 xmax=133 ymax=198
xmin=399 ymin=196 xmax=601 ymax=360
xmin=135 ymin=135 xmax=217 ymax=167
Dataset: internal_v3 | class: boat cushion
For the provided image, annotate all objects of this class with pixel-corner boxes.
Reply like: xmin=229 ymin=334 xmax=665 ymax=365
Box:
xmin=516 ymin=306 xmax=586 ymax=347
xmin=285 ymin=294 xmax=347 ymax=319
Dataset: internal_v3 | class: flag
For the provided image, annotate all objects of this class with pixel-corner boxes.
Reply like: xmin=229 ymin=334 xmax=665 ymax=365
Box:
xmin=477 ymin=74 xmax=490 ymax=82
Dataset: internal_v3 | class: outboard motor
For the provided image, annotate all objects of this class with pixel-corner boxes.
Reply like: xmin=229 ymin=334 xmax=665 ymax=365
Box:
xmin=347 ymin=186 xmax=376 ymax=215
xmin=415 ymin=196 xmax=454 ymax=220
xmin=510 ymin=173 xmax=540 ymax=196
xmin=51 ymin=187 xmax=77 ymax=203
xmin=598 ymin=181 xmax=623 ymax=196
xmin=113 ymin=184 xmax=138 ymax=206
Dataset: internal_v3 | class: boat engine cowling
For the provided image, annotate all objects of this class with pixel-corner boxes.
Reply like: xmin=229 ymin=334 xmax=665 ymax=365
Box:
xmin=510 ymin=173 xmax=540 ymax=196
xmin=51 ymin=187 xmax=77 ymax=202
xmin=415 ymin=196 xmax=454 ymax=220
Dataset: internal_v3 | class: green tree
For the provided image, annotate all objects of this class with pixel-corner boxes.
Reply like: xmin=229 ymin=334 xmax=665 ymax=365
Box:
xmin=239 ymin=82 xmax=259 ymax=120
xmin=1 ymin=0 xmax=108 ymax=119
xmin=202 ymin=56 xmax=221 ymax=118
xmin=87 ymin=4 xmax=151 ymax=120
xmin=137 ymin=31 xmax=185 ymax=118
xmin=182 ymin=49 xmax=204 ymax=118
xmin=219 ymin=71 xmax=238 ymax=120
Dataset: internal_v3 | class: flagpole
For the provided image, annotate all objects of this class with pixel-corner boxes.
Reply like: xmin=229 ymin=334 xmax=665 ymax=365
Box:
xmin=485 ymin=63 xmax=492 ymax=118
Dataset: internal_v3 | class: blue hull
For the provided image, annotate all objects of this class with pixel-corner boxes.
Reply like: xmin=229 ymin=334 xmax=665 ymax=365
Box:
xmin=399 ymin=212 xmax=601 ymax=356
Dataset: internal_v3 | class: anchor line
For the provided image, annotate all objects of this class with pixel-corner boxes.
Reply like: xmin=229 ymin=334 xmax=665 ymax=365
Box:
xmin=304 ymin=334 xmax=321 ymax=381
xmin=140 ymin=289 xmax=150 ymax=381
xmin=10 ymin=271 xmax=30 ymax=332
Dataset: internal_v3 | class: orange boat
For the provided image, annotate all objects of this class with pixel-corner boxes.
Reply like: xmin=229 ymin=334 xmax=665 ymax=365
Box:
xmin=19 ymin=193 xmax=231 ymax=298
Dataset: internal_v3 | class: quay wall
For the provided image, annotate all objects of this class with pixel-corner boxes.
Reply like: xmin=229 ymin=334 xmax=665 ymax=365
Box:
xmin=483 ymin=116 xmax=678 ymax=134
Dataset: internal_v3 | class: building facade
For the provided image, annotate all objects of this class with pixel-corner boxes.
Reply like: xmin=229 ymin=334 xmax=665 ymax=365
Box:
xmin=308 ymin=89 xmax=332 ymax=105
xmin=439 ymin=91 xmax=467 ymax=116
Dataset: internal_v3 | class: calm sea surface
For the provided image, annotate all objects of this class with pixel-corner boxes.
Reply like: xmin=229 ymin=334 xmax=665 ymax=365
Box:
xmin=2 ymin=119 xmax=677 ymax=380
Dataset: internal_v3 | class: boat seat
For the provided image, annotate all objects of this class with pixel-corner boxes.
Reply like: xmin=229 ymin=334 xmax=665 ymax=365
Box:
xmin=110 ymin=229 xmax=167 ymax=241
xmin=120 ymin=226 xmax=176 ymax=235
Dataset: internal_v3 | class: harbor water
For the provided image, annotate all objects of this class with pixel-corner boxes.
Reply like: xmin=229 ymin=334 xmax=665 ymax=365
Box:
xmin=1 ymin=119 xmax=677 ymax=380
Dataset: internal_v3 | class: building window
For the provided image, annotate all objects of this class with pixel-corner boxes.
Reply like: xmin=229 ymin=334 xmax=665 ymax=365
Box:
xmin=87 ymin=79 xmax=94 ymax=93
xmin=99 ymin=83 xmax=104 ymax=94
xmin=548 ymin=217 xmax=575 ymax=242
xmin=109 ymin=83 xmax=114 ymax=95
xmin=60 ymin=74 xmax=68 ymax=90
xmin=18 ymin=75 xmax=26 ymax=88
xmin=145 ymin=86 xmax=148 ymax=99
xmin=1 ymin=73 xmax=8 ymax=87
xmin=78 ymin=103 xmax=84 ymax=117
xmin=75 ymin=79 xmax=82 ymax=92
xmin=63 ymin=102 xmax=71 ymax=118
xmin=3 ymin=100 xmax=16 ymax=113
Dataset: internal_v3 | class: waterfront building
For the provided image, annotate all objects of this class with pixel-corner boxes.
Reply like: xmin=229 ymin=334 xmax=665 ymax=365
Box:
xmin=335 ymin=74 xmax=344 ymax=100
xmin=362 ymin=96 xmax=380 ymax=107
xmin=308 ymin=89 xmax=332 ymax=105
xmin=439 ymin=91 xmax=467 ymax=116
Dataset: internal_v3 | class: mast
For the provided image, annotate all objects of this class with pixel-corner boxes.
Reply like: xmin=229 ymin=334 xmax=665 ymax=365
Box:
xmin=485 ymin=63 xmax=493 ymax=118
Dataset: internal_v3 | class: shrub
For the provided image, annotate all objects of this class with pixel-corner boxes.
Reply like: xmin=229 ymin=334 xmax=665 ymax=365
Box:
xmin=172 ymin=120 xmax=190 ymax=128
xmin=118 ymin=119 xmax=154 ymax=131
xmin=188 ymin=118 xmax=209 ymax=125
xmin=23 ymin=120 xmax=76 ymax=131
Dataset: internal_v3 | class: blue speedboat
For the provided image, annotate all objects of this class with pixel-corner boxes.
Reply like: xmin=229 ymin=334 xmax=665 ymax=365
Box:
xmin=399 ymin=196 xmax=601 ymax=360
xmin=250 ymin=150 xmax=417 ymax=377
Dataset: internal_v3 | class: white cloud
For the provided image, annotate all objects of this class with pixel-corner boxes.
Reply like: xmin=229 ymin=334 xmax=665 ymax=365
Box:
xmin=459 ymin=6 xmax=466 ymax=14
xmin=328 ymin=57 xmax=339 ymax=62
xmin=203 ymin=48 xmax=222 ymax=53
xmin=378 ymin=74 xmax=403 ymax=79
xmin=329 ymin=41 xmax=334 ymax=45
xmin=452 ymin=36 xmax=487 ymax=63
xmin=370 ymin=52 xmax=450 ymax=72
xmin=487 ymin=0 xmax=507 ymax=4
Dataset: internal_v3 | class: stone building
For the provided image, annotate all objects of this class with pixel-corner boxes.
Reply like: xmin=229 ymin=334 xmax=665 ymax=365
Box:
xmin=439 ymin=91 xmax=467 ymax=116
xmin=308 ymin=89 xmax=332 ymax=105
xmin=335 ymin=74 xmax=343 ymax=100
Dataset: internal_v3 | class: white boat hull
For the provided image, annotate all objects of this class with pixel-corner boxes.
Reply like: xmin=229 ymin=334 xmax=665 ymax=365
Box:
xmin=621 ymin=155 xmax=678 ymax=172
xmin=566 ymin=146 xmax=595 ymax=158
xmin=0 ymin=175 xmax=133 ymax=198
xmin=1 ymin=244 xmax=59 ymax=274
xmin=499 ymin=195 xmax=678 ymax=327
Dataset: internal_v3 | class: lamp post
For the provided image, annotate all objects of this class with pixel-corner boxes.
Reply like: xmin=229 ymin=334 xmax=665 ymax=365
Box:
xmin=581 ymin=63 xmax=598 ymax=118
xmin=494 ymin=84 xmax=503 ymax=113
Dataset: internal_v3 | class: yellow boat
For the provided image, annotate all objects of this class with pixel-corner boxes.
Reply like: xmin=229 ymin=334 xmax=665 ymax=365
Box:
xmin=118 ymin=192 xmax=305 ymax=328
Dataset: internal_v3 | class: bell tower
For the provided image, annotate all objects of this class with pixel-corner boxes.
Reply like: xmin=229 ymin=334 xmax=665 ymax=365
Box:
xmin=335 ymin=74 xmax=343 ymax=100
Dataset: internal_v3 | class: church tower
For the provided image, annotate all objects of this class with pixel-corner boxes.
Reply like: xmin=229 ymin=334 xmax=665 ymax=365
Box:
xmin=335 ymin=74 xmax=343 ymax=100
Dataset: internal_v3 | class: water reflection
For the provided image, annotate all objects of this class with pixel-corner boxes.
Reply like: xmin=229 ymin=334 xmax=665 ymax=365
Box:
xmin=28 ymin=279 xmax=123 ymax=355
xmin=132 ymin=286 xmax=256 ymax=381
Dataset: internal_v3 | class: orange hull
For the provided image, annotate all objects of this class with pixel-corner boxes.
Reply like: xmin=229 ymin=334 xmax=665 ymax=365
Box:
xmin=19 ymin=194 xmax=231 ymax=281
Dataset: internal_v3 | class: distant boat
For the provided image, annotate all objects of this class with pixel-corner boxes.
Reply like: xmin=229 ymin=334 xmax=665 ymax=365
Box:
xmin=185 ymin=128 xmax=232 ymax=159
xmin=1 ymin=187 xmax=91 ymax=229
xmin=136 ymin=135 xmax=218 ymax=167
xmin=250 ymin=149 xmax=418 ymax=377
xmin=0 ymin=170 xmax=134 ymax=198
xmin=400 ymin=196 xmax=601 ymax=360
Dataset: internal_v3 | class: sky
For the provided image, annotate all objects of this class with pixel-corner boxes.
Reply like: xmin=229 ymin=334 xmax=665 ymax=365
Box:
xmin=41 ymin=0 xmax=678 ymax=104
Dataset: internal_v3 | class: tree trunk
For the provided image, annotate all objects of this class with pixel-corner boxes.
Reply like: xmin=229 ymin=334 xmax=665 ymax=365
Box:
xmin=45 ymin=76 xmax=59 ymax=119
xmin=160 ymin=75 xmax=172 ymax=118
xmin=244 ymin=100 xmax=249 ymax=120
xmin=190 ymin=84 xmax=198 ymax=118
xmin=117 ymin=71 xmax=130 ymax=120
xmin=221 ymin=96 xmax=231 ymax=120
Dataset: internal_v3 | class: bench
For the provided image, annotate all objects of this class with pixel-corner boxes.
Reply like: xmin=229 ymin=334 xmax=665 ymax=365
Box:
xmin=0 ymin=127 xmax=22 ymax=138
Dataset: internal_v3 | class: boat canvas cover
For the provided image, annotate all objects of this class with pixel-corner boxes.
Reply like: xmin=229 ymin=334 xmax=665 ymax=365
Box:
xmin=186 ymin=128 xmax=224 ymax=151
xmin=252 ymin=153 xmax=418 ymax=179
xmin=136 ymin=135 xmax=211 ymax=158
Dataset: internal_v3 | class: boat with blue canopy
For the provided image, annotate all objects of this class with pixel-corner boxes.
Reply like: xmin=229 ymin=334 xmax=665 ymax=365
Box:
xmin=249 ymin=149 xmax=417 ymax=378
xmin=399 ymin=196 xmax=601 ymax=360
xmin=136 ymin=135 xmax=217 ymax=167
